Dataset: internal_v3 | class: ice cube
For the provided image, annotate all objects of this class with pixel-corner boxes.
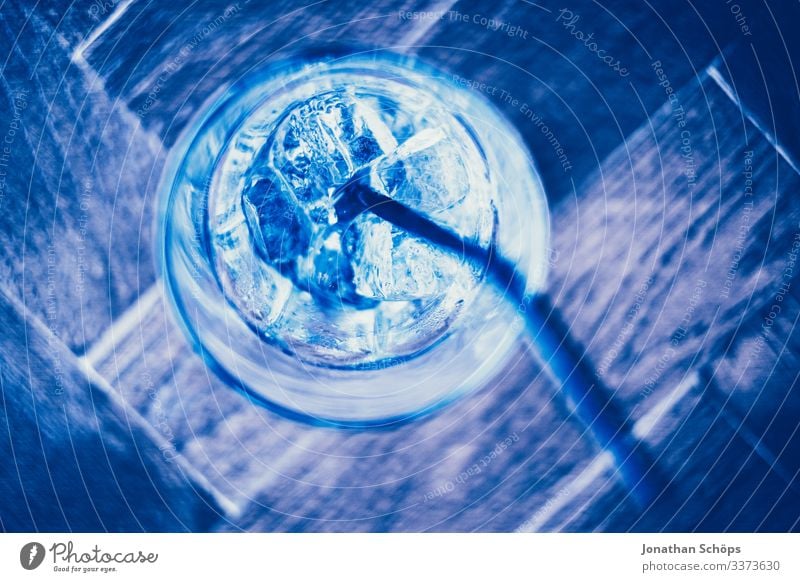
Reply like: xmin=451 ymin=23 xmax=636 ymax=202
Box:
xmin=347 ymin=215 xmax=393 ymax=299
xmin=272 ymin=100 xmax=350 ymax=204
xmin=348 ymin=133 xmax=382 ymax=168
xmin=389 ymin=236 xmax=461 ymax=299
xmin=241 ymin=174 xmax=312 ymax=268
xmin=371 ymin=95 xmax=416 ymax=142
xmin=317 ymin=92 xmax=397 ymax=170
xmin=347 ymin=215 xmax=460 ymax=301
xmin=254 ymin=90 xmax=402 ymax=233
xmin=212 ymin=219 xmax=293 ymax=326
xmin=307 ymin=228 xmax=376 ymax=309
xmin=374 ymin=128 xmax=469 ymax=215
xmin=230 ymin=254 xmax=293 ymax=326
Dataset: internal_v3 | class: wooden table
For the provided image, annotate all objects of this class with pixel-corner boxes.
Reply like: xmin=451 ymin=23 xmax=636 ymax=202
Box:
xmin=1 ymin=0 xmax=798 ymax=531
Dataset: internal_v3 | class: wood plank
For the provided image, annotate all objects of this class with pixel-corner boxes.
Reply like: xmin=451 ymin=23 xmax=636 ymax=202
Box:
xmin=81 ymin=0 xmax=460 ymax=145
xmin=0 ymin=3 xmax=164 ymax=352
xmin=711 ymin=286 xmax=800 ymax=480
xmin=416 ymin=0 xmax=757 ymax=202
xmin=548 ymin=74 xmax=800 ymax=416
xmin=0 ymin=288 xmax=231 ymax=532
xmin=543 ymin=372 xmax=800 ymax=532
xmin=36 ymin=0 xmax=129 ymax=49
xmin=77 ymin=0 xmax=762 ymax=194
xmin=708 ymin=1 xmax=800 ymax=172
xmin=532 ymin=73 xmax=800 ymax=531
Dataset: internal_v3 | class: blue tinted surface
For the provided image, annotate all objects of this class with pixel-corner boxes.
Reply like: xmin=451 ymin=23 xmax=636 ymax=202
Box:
xmin=1 ymin=0 xmax=799 ymax=533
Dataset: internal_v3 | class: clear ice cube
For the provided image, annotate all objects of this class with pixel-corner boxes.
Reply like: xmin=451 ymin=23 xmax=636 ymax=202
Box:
xmin=241 ymin=173 xmax=313 ymax=268
xmin=213 ymin=219 xmax=293 ymax=326
xmin=267 ymin=91 xmax=397 ymax=209
xmin=373 ymin=127 xmax=469 ymax=216
xmin=347 ymin=215 xmax=459 ymax=301
xmin=272 ymin=99 xmax=348 ymax=205
xmin=307 ymin=227 xmax=376 ymax=309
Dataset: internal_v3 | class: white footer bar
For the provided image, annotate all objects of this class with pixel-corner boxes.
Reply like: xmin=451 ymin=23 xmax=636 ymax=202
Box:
xmin=1 ymin=533 xmax=796 ymax=581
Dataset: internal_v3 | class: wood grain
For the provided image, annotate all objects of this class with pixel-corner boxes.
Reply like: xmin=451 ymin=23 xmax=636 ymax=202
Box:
xmin=708 ymin=1 xmax=800 ymax=172
xmin=0 ymin=287 xmax=229 ymax=531
xmin=82 ymin=0 xmax=460 ymax=145
xmin=0 ymin=2 xmax=164 ymax=352
xmin=416 ymin=0 xmax=754 ymax=202
xmin=543 ymin=73 xmax=800 ymax=531
xmin=3 ymin=0 xmax=799 ymax=532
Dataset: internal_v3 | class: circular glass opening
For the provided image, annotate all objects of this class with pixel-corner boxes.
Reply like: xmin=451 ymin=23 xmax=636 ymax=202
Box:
xmin=159 ymin=53 xmax=549 ymax=426
xmin=211 ymin=69 xmax=496 ymax=367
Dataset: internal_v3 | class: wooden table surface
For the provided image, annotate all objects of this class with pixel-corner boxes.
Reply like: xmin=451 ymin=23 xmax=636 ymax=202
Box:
xmin=1 ymin=0 xmax=799 ymax=531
